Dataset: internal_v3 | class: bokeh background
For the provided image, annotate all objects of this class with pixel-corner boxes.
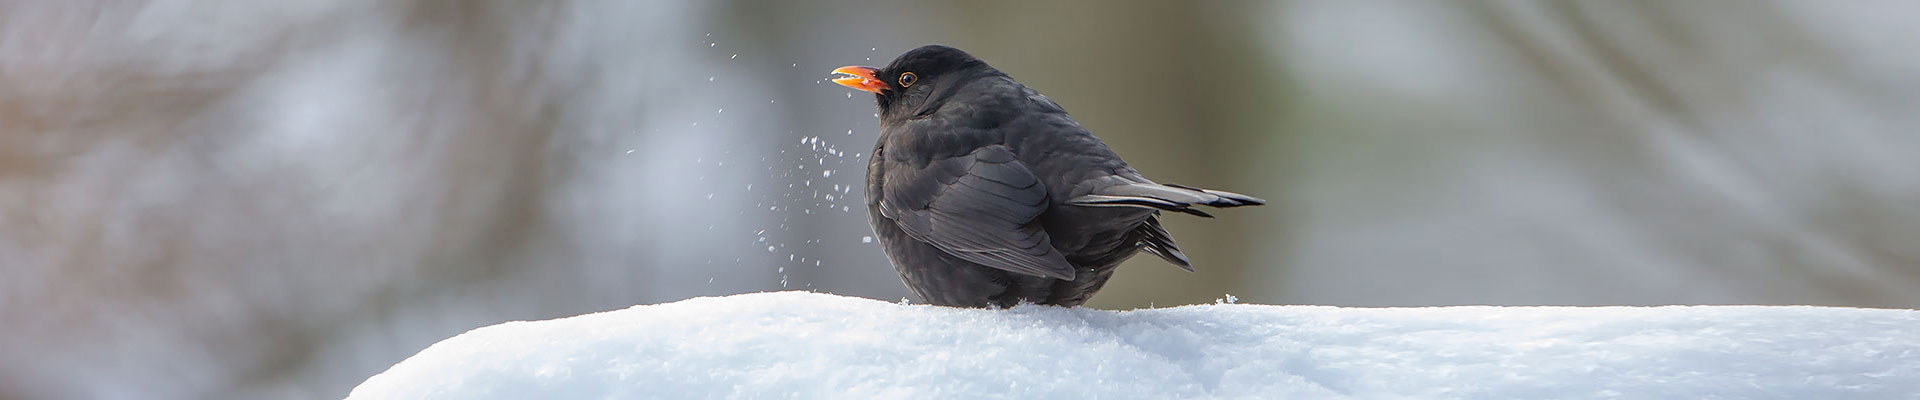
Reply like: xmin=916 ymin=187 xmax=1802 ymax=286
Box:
xmin=4 ymin=0 xmax=1918 ymax=398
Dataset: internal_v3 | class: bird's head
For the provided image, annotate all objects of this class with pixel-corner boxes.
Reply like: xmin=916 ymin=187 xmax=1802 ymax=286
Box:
xmin=831 ymin=45 xmax=997 ymax=120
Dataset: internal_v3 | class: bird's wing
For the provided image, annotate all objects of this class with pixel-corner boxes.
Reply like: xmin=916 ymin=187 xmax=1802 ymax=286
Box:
xmin=880 ymin=145 xmax=1076 ymax=280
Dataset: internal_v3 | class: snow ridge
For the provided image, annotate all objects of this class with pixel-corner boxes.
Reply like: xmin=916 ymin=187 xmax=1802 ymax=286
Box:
xmin=349 ymin=291 xmax=1920 ymax=399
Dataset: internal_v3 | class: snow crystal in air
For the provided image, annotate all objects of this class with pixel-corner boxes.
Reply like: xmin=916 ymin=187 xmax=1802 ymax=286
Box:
xmin=861 ymin=236 xmax=872 ymax=243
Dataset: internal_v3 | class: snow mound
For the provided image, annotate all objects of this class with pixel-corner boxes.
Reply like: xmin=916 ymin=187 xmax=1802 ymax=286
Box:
xmin=349 ymin=291 xmax=1919 ymax=399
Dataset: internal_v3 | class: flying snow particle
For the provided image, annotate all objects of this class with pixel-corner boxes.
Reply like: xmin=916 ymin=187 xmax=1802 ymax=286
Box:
xmin=861 ymin=236 xmax=873 ymax=243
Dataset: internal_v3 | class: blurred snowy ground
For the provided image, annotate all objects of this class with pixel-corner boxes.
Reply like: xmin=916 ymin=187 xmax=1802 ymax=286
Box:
xmin=349 ymin=292 xmax=1920 ymax=400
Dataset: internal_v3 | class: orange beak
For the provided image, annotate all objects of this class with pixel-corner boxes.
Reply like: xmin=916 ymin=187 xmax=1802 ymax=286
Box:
xmin=831 ymin=66 xmax=888 ymax=94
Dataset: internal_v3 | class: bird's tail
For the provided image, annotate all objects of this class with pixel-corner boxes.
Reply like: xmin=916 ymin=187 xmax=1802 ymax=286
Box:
xmin=1064 ymin=182 xmax=1265 ymax=218
xmin=1135 ymin=216 xmax=1193 ymax=271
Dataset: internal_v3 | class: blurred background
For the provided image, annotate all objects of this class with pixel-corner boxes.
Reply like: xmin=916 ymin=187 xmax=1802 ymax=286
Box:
xmin=4 ymin=0 xmax=1918 ymax=398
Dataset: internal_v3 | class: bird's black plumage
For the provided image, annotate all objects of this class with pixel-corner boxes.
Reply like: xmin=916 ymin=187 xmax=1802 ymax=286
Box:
xmin=839 ymin=45 xmax=1264 ymax=308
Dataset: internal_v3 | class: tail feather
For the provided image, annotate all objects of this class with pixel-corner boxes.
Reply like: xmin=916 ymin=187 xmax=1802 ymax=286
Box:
xmin=1162 ymin=183 xmax=1267 ymax=206
xmin=1068 ymin=181 xmax=1260 ymax=272
xmin=1067 ymin=194 xmax=1215 ymax=217
xmin=1065 ymin=182 xmax=1264 ymax=218
xmin=1136 ymin=217 xmax=1192 ymax=271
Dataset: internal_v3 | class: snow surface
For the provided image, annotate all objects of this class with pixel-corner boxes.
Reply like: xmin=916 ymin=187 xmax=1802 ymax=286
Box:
xmin=349 ymin=291 xmax=1920 ymax=399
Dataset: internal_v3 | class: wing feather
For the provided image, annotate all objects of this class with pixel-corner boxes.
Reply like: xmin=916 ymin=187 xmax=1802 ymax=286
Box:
xmin=882 ymin=145 xmax=1075 ymax=280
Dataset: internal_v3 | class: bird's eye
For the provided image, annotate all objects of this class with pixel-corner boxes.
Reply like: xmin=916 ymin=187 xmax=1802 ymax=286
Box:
xmin=898 ymin=72 xmax=917 ymax=88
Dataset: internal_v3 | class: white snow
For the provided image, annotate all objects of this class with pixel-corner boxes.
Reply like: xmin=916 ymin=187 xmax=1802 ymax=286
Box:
xmin=349 ymin=292 xmax=1919 ymax=399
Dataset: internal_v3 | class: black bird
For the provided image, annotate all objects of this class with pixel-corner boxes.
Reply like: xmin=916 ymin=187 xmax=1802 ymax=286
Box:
xmin=832 ymin=45 xmax=1263 ymax=308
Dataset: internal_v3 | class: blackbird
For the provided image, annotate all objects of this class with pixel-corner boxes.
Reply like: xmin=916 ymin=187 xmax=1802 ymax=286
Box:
xmin=832 ymin=45 xmax=1263 ymax=308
